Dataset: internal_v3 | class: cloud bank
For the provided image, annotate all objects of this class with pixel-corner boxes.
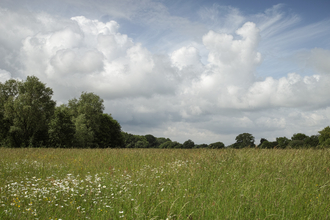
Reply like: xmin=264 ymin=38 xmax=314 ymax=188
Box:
xmin=1 ymin=3 xmax=330 ymax=145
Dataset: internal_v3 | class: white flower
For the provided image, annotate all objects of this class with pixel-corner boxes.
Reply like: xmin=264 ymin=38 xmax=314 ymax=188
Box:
xmin=119 ymin=211 xmax=124 ymax=213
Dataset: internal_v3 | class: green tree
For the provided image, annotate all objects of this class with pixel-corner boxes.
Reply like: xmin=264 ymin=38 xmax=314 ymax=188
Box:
xmin=195 ymin=143 xmax=208 ymax=148
xmin=233 ymin=133 xmax=255 ymax=149
xmin=145 ymin=134 xmax=157 ymax=148
xmin=73 ymin=114 xmax=94 ymax=148
xmin=0 ymin=79 xmax=20 ymax=146
xmin=257 ymin=138 xmax=268 ymax=148
xmin=304 ymin=135 xmax=319 ymax=148
xmin=288 ymin=140 xmax=304 ymax=149
xmin=159 ymin=141 xmax=182 ymax=149
xmin=48 ymin=106 xmax=75 ymax=148
xmin=122 ymin=132 xmax=149 ymax=148
xmin=209 ymin=142 xmax=225 ymax=149
xmin=318 ymin=126 xmax=330 ymax=147
xmin=291 ymin=133 xmax=308 ymax=141
xmin=276 ymin=137 xmax=290 ymax=149
xmin=259 ymin=141 xmax=278 ymax=149
xmin=155 ymin=137 xmax=171 ymax=148
xmin=183 ymin=139 xmax=195 ymax=149
xmin=94 ymin=113 xmax=124 ymax=148
xmin=1 ymin=76 xmax=56 ymax=147
xmin=68 ymin=92 xmax=104 ymax=134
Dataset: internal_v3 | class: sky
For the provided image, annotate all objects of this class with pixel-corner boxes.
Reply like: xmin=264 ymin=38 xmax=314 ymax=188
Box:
xmin=1 ymin=0 xmax=330 ymax=145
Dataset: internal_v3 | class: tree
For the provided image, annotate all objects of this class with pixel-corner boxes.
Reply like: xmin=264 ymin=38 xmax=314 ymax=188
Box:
xmin=304 ymin=135 xmax=319 ymax=148
xmin=209 ymin=142 xmax=225 ymax=149
xmin=48 ymin=106 xmax=75 ymax=148
xmin=1 ymin=76 xmax=56 ymax=147
xmin=94 ymin=113 xmax=124 ymax=148
xmin=276 ymin=137 xmax=290 ymax=149
xmin=233 ymin=133 xmax=255 ymax=148
xmin=318 ymin=126 xmax=330 ymax=147
xmin=288 ymin=140 xmax=304 ymax=149
xmin=259 ymin=141 xmax=278 ymax=149
xmin=195 ymin=143 xmax=208 ymax=148
xmin=73 ymin=114 xmax=94 ymax=148
xmin=145 ymin=134 xmax=157 ymax=148
xmin=68 ymin=92 xmax=104 ymax=134
xmin=155 ymin=137 xmax=171 ymax=148
xmin=159 ymin=141 xmax=182 ymax=149
xmin=122 ymin=132 xmax=149 ymax=148
xmin=183 ymin=139 xmax=195 ymax=149
xmin=257 ymin=138 xmax=268 ymax=148
xmin=291 ymin=133 xmax=308 ymax=141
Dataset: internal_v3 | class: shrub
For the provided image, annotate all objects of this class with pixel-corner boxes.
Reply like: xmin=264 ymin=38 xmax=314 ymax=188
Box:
xmin=209 ymin=142 xmax=225 ymax=149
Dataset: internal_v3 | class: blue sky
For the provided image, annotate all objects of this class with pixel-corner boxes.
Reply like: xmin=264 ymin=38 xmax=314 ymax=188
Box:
xmin=1 ymin=0 xmax=330 ymax=145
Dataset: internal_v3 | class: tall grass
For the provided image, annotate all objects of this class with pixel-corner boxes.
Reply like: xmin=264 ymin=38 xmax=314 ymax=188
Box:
xmin=0 ymin=148 xmax=329 ymax=219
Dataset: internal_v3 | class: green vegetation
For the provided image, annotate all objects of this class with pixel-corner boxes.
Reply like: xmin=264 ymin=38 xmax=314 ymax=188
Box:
xmin=0 ymin=148 xmax=329 ymax=219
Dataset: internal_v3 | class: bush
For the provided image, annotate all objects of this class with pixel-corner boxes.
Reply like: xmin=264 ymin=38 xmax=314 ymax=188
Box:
xmin=259 ymin=141 xmax=278 ymax=149
xmin=288 ymin=140 xmax=305 ymax=149
xmin=209 ymin=142 xmax=225 ymax=149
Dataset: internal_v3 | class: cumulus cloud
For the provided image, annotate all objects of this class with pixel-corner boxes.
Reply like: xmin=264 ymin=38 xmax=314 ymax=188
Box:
xmin=0 ymin=69 xmax=11 ymax=83
xmin=1 ymin=3 xmax=330 ymax=145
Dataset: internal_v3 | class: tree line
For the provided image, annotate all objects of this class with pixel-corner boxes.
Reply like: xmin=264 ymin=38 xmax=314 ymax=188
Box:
xmin=1 ymin=76 xmax=330 ymax=149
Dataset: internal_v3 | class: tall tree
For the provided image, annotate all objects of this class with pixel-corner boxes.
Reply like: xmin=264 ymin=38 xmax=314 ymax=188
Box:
xmin=1 ymin=76 xmax=56 ymax=147
xmin=73 ymin=114 xmax=94 ymax=148
xmin=94 ymin=113 xmax=124 ymax=148
xmin=68 ymin=92 xmax=104 ymax=133
xmin=233 ymin=133 xmax=255 ymax=148
xmin=48 ymin=106 xmax=75 ymax=148
xmin=318 ymin=126 xmax=330 ymax=147
xmin=183 ymin=139 xmax=195 ymax=149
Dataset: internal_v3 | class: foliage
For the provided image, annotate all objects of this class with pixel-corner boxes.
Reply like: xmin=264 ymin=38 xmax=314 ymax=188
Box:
xmin=318 ymin=126 xmax=330 ymax=147
xmin=233 ymin=133 xmax=255 ymax=148
xmin=68 ymin=92 xmax=104 ymax=134
xmin=209 ymin=142 xmax=225 ymax=149
xmin=122 ymin=132 xmax=149 ymax=148
xmin=155 ymin=137 xmax=171 ymax=148
xmin=276 ymin=137 xmax=290 ymax=149
xmin=182 ymin=139 xmax=195 ymax=149
xmin=0 ymin=76 xmax=56 ymax=147
xmin=73 ymin=114 xmax=94 ymax=148
xmin=288 ymin=140 xmax=305 ymax=149
xmin=94 ymin=113 xmax=124 ymax=148
xmin=259 ymin=141 xmax=278 ymax=149
xmin=145 ymin=134 xmax=157 ymax=148
xmin=195 ymin=143 xmax=208 ymax=148
xmin=48 ymin=106 xmax=75 ymax=148
xmin=159 ymin=141 xmax=182 ymax=149
xmin=291 ymin=133 xmax=308 ymax=141
xmin=304 ymin=135 xmax=319 ymax=148
xmin=257 ymin=138 xmax=268 ymax=148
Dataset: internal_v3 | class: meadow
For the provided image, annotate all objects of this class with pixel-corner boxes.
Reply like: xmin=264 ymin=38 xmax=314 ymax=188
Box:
xmin=0 ymin=148 xmax=329 ymax=219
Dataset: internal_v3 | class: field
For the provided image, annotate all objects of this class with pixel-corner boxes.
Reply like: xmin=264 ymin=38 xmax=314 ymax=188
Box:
xmin=0 ymin=148 xmax=329 ymax=219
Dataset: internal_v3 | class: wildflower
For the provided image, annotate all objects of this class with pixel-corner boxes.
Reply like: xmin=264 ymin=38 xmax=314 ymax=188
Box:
xmin=119 ymin=211 xmax=124 ymax=213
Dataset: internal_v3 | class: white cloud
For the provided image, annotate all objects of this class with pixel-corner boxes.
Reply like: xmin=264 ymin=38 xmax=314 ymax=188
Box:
xmin=0 ymin=69 xmax=11 ymax=83
xmin=1 ymin=3 xmax=330 ymax=145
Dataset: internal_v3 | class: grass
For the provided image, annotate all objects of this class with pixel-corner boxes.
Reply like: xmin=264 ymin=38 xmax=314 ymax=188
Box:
xmin=0 ymin=148 xmax=329 ymax=219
